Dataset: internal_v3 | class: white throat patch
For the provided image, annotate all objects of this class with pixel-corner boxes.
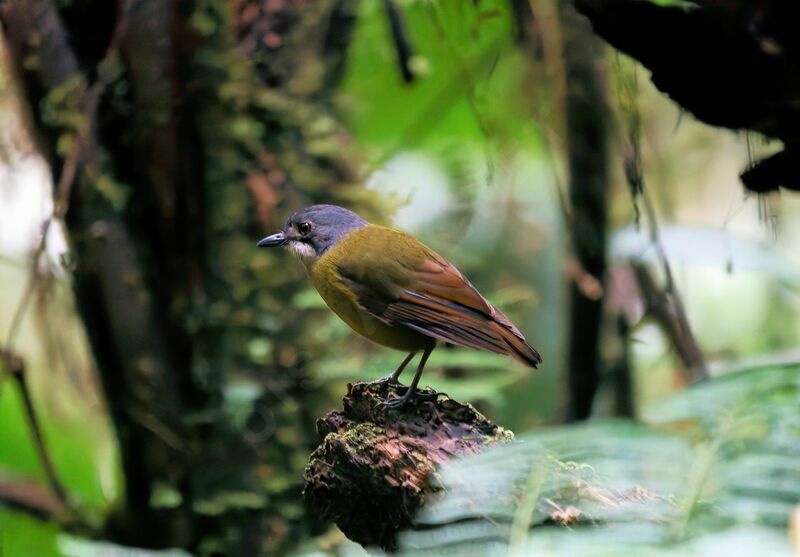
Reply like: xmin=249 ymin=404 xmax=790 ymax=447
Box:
xmin=288 ymin=240 xmax=317 ymax=264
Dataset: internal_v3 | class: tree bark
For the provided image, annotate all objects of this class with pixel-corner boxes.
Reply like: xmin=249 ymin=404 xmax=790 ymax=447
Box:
xmin=304 ymin=381 xmax=513 ymax=551
xmin=1 ymin=0 xmax=375 ymax=553
xmin=559 ymin=3 xmax=610 ymax=421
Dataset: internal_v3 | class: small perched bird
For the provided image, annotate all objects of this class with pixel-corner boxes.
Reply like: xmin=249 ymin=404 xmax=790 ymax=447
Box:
xmin=258 ymin=204 xmax=541 ymax=407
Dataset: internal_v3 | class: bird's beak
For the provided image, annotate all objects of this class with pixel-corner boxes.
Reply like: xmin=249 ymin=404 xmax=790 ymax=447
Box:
xmin=257 ymin=232 xmax=287 ymax=248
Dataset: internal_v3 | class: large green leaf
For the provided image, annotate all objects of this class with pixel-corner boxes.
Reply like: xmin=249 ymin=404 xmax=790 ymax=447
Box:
xmin=391 ymin=365 xmax=799 ymax=556
xmin=0 ymin=509 xmax=195 ymax=557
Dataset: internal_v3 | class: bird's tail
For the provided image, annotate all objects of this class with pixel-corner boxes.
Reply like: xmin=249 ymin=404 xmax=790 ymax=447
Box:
xmin=490 ymin=310 xmax=542 ymax=368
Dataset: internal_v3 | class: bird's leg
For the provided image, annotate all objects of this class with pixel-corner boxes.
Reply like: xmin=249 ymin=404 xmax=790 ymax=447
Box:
xmin=385 ymin=344 xmax=434 ymax=409
xmin=368 ymin=352 xmax=416 ymax=385
xmin=389 ymin=352 xmax=416 ymax=383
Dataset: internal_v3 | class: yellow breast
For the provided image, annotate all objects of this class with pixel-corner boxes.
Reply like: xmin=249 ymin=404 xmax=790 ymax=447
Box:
xmin=306 ymin=229 xmax=430 ymax=352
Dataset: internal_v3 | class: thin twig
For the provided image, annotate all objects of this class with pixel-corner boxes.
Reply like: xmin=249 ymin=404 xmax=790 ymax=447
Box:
xmin=0 ymin=350 xmax=78 ymax=522
xmin=616 ymin=59 xmax=708 ymax=381
xmin=0 ymin=477 xmax=66 ymax=521
xmin=382 ymin=0 xmax=414 ymax=83
xmin=632 ymin=263 xmax=707 ymax=380
xmin=363 ymin=12 xmax=505 ymax=177
xmin=7 ymin=354 xmax=69 ymax=503
xmin=0 ymin=0 xmax=131 ymax=526
xmin=0 ymin=0 xmax=130 ymax=385
xmin=2 ymin=115 xmax=85 ymax=348
xmin=639 ymin=189 xmax=707 ymax=380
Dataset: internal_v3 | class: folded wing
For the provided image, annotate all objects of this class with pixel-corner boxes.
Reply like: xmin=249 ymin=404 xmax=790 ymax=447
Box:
xmin=336 ymin=232 xmax=541 ymax=368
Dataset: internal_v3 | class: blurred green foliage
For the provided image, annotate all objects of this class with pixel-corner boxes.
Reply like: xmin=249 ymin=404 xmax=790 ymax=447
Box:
xmin=0 ymin=0 xmax=799 ymax=555
xmin=332 ymin=0 xmax=567 ymax=429
xmin=393 ymin=364 xmax=800 ymax=556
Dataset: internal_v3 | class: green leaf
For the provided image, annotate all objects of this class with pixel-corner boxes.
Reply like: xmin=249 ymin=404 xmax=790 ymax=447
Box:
xmin=59 ymin=535 xmax=194 ymax=557
xmin=395 ymin=365 xmax=800 ymax=555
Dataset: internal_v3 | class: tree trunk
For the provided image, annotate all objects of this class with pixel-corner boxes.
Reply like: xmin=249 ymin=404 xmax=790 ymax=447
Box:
xmin=559 ymin=3 xmax=610 ymax=421
xmin=1 ymin=0 xmax=374 ymax=553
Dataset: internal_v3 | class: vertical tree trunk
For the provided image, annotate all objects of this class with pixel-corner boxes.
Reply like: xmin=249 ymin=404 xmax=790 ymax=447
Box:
xmin=558 ymin=3 xmax=610 ymax=421
xmin=1 ymin=0 xmax=371 ymax=553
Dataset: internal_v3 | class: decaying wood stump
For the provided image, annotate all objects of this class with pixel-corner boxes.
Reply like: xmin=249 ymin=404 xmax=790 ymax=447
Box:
xmin=303 ymin=380 xmax=513 ymax=551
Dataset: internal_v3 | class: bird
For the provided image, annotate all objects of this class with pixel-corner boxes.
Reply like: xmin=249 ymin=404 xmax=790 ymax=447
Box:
xmin=257 ymin=204 xmax=541 ymax=407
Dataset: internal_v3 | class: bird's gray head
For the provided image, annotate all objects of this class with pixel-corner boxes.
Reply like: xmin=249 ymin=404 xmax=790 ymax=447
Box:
xmin=257 ymin=204 xmax=368 ymax=262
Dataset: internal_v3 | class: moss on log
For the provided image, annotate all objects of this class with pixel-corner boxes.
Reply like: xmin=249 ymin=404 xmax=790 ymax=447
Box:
xmin=303 ymin=380 xmax=513 ymax=551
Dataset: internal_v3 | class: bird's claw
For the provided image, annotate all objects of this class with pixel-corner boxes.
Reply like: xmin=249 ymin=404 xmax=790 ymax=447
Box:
xmin=382 ymin=396 xmax=408 ymax=410
xmin=380 ymin=387 xmax=439 ymax=410
xmin=379 ymin=386 xmax=412 ymax=409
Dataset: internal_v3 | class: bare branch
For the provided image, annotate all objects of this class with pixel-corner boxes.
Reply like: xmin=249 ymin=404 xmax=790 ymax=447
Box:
xmin=0 ymin=351 xmax=74 ymax=516
xmin=0 ymin=477 xmax=65 ymax=522
xmin=383 ymin=0 xmax=414 ymax=83
xmin=615 ymin=56 xmax=708 ymax=381
xmin=0 ymin=0 xmax=130 ymax=380
xmin=631 ymin=263 xmax=707 ymax=382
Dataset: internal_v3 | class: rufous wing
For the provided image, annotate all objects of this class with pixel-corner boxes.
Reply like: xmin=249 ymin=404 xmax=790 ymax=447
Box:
xmin=336 ymin=238 xmax=541 ymax=368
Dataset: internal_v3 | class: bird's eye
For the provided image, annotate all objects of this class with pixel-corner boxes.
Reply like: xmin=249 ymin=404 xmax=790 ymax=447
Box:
xmin=297 ymin=222 xmax=311 ymax=235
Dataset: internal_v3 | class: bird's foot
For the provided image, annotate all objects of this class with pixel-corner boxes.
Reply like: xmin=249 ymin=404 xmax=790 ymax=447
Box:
xmin=382 ymin=391 xmax=412 ymax=410
xmin=382 ymin=387 xmax=439 ymax=409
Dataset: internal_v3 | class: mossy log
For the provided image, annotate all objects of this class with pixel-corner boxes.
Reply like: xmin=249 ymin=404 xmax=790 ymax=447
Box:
xmin=303 ymin=380 xmax=513 ymax=551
